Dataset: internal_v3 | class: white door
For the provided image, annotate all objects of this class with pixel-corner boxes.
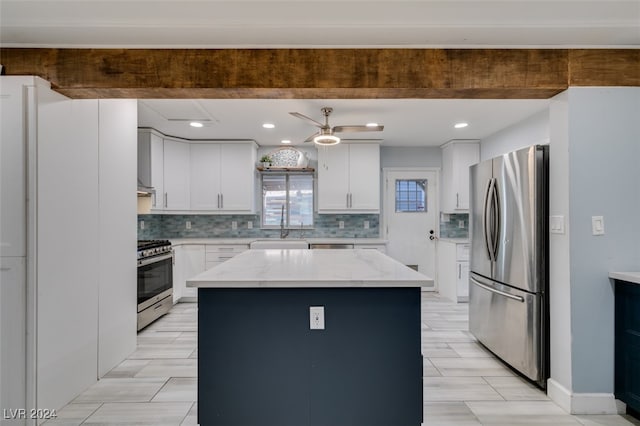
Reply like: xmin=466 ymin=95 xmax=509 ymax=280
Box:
xmin=317 ymin=144 xmax=350 ymax=211
xmin=348 ymin=144 xmax=380 ymax=212
xmin=220 ymin=143 xmax=254 ymax=211
xmin=191 ymin=144 xmax=221 ymax=210
xmin=163 ymin=139 xmax=191 ymax=210
xmin=383 ymin=169 xmax=438 ymax=289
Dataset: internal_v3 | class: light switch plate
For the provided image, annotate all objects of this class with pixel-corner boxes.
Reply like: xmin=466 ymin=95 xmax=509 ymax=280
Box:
xmin=309 ymin=306 xmax=325 ymax=330
xmin=550 ymin=215 xmax=565 ymax=234
xmin=247 ymin=221 xmax=253 ymax=229
xmin=185 ymin=220 xmax=191 ymax=230
xmin=592 ymin=216 xmax=605 ymax=236
xmin=363 ymin=220 xmax=370 ymax=229
xmin=338 ymin=221 xmax=344 ymax=229
xmin=231 ymin=221 xmax=237 ymax=230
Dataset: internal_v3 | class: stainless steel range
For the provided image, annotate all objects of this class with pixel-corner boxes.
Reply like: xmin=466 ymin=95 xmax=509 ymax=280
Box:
xmin=137 ymin=240 xmax=173 ymax=331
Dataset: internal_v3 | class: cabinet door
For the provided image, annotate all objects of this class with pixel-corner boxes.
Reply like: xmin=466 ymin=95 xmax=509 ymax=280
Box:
xmin=456 ymin=261 xmax=470 ymax=301
xmin=436 ymin=241 xmax=457 ymax=302
xmin=163 ymin=139 xmax=191 ymax=210
xmin=190 ymin=144 xmax=221 ymax=210
xmin=149 ymin=133 xmax=165 ymax=210
xmin=181 ymin=245 xmax=206 ymax=299
xmin=317 ymin=144 xmax=350 ymax=212
xmin=440 ymin=144 xmax=456 ymax=212
xmin=220 ymin=143 xmax=255 ymax=212
xmin=348 ymin=144 xmax=380 ymax=212
xmin=454 ymin=144 xmax=479 ymax=210
xmin=0 ymin=258 xmax=27 ymax=413
xmin=0 ymin=80 xmax=27 ymax=256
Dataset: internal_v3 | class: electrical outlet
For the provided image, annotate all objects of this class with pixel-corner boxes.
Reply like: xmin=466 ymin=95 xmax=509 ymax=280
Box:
xmin=309 ymin=306 xmax=325 ymax=330
xmin=247 ymin=221 xmax=253 ymax=229
xmin=339 ymin=220 xmax=344 ymax=229
xmin=140 ymin=220 xmax=145 ymax=230
xmin=185 ymin=220 xmax=191 ymax=230
xmin=231 ymin=221 xmax=237 ymax=230
xmin=458 ymin=220 xmax=465 ymax=229
xmin=363 ymin=220 xmax=370 ymax=229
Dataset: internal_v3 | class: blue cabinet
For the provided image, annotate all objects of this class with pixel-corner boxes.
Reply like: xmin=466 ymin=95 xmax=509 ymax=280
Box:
xmin=615 ymin=280 xmax=640 ymax=416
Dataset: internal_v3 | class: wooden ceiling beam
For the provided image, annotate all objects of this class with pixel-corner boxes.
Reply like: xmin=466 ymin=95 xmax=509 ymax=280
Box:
xmin=0 ymin=48 xmax=637 ymax=99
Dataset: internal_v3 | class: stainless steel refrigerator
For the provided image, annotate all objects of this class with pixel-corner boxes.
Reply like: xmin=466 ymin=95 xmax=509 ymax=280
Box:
xmin=468 ymin=144 xmax=549 ymax=388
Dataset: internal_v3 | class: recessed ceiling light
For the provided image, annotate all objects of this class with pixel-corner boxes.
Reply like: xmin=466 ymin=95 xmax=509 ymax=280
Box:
xmin=190 ymin=121 xmax=203 ymax=128
xmin=281 ymin=139 xmax=292 ymax=144
xmin=366 ymin=122 xmax=379 ymax=127
xmin=454 ymin=122 xmax=468 ymax=129
xmin=262 ymin=123 xmax=275 ymax=129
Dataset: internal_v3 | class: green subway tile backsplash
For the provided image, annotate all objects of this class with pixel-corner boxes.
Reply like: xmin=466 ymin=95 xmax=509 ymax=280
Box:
xmin=138 ymin=214 xmax=380 ymax=240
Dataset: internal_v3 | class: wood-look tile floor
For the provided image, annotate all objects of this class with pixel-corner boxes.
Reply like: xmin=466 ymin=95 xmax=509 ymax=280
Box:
xmin=46 ymin=294 xmax=640 ymax=426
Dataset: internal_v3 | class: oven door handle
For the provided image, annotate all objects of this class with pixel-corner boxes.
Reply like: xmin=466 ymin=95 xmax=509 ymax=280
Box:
xmin=138 ymin=252 xmax=173 ymax=267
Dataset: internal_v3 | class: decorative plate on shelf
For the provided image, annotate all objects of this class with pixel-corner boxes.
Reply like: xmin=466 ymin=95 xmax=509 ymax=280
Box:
xmin=268 ymin=147 xmax=309 ymax=168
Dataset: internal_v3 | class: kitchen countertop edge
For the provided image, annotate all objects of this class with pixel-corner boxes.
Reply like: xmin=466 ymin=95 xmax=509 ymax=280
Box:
xmin=170 ymin=237 xmax=388 ymax=246
xmin=609 ymin=272 xmax=640 ymax=285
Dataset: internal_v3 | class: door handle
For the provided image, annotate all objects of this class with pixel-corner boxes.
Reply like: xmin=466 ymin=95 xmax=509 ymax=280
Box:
xmin=164 ymin=192 xmax=168 ymax=208
xmin=470 ymin=277 xmax=524 ymax=302
xmin=490 ymin=179 xmax=500 ymax=260
xmin=482 ymin=179 xmax=493 ymax=261
xmin=456 ymin=193 xmax=459 ymax=208
xmin=458 ymin=264 xmax=461 ymax=279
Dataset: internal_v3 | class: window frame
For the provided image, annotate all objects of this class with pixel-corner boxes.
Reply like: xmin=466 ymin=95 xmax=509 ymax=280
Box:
xmin=261 ymin=172 xmax=315 ymax=229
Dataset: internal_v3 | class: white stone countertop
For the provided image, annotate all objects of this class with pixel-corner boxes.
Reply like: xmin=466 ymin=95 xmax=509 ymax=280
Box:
xmin=170 ymin=237 xmax=388 ymax=246
xmin=187 ymin=249 xmax=431 ymax=288
xmin=609 ymin=272 xmax=640 ymax=285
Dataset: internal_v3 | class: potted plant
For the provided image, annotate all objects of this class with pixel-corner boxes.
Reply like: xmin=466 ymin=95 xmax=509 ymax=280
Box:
xmin=260 ymin=155 xmax=272 ymax=169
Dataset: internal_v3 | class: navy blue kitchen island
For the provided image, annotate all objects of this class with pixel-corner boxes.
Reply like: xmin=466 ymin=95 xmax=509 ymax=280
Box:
xmin=188 ymin=249 xmax=432 ymax=426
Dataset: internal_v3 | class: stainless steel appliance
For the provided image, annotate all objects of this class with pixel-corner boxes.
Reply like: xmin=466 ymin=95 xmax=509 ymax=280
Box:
xmin=137 ymin=240 xmax=173 ymax=330
xmin=468 ymin=145 xmax=549 ymax=388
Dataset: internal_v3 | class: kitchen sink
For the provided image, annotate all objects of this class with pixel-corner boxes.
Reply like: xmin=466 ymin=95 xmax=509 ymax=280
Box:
xmin=249 ymin=239 xmax=309 ymax=249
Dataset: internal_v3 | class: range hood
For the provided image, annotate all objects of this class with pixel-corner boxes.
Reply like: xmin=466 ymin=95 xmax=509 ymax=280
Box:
xmin=137 ymin=178 xmax=155 ymax=197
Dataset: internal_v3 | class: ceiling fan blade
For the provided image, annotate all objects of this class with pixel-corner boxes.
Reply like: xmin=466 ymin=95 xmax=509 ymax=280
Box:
xmin=290 ymin=112 xmax=324 ymax=128
xmin=333 ymin=125 xmax=384 ymax=133
xmin=303 ymin=131 xmax=320 ymax=143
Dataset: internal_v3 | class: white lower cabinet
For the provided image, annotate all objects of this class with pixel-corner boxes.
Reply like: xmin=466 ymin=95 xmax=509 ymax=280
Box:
xmin=0 ymin=257 xmax=26 ymax=417
xmin=173 ymin=245 xmax=205 ymax=302
xmin=436 ymin=240 xmax=469 ymax=302
xmin=205 ymin=244 xmax=248 ymax=270
xmin=173 ymin=243 xmax=248 ymax=302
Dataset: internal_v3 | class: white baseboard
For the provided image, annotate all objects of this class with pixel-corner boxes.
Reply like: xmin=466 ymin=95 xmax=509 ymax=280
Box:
xmin=547 ymin=378 xmax=623 ymax=415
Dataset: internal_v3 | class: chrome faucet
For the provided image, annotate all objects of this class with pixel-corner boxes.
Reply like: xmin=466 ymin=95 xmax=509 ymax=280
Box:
xmin=280 ymin=205 xmax=289 ymax=239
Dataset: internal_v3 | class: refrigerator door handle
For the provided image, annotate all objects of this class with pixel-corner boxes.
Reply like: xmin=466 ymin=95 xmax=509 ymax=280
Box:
xmin=482 ymin=179 xmax=494 ymax=261
xmin=470 ymin=277 xmax=525 ymax=302
xmin=490 ymin=178 xmax=501 ymax=260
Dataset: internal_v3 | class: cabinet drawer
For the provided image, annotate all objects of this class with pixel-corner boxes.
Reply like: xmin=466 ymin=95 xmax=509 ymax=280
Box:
xmin=354 ymin=244 xmax=387 ymax=253
xmin=456 ymin=244 xmax=470 ymax=261
xmin=205 ymin=244 xmax=248 ymax=254
xmin=205 ymin=245 xmax=247 ymax=263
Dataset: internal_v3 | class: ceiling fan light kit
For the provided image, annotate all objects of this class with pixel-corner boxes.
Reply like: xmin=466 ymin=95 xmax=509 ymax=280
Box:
xmin=290 ymin=106 xmax=383 ymax=146
xmin=313 ymin=134 xmax=341 ymax=146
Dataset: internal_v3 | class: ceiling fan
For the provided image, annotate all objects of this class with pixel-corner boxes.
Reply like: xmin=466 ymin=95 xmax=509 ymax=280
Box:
xmin=289 ymin=107 xmax=384 ymax=146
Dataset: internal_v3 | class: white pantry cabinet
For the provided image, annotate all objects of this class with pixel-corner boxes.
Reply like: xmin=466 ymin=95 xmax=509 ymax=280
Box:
xmin=190 ymin=142 xmax=257 ymax=213
xmin=137 ymin=129 xmax=165 ymax=210
xmin=436 ymin=240 xmax=470 ymax=303
xmin=440 ymin=140 xmax=479 ymax=212
xmin=317 ymin=143 xmax=380 ymax=213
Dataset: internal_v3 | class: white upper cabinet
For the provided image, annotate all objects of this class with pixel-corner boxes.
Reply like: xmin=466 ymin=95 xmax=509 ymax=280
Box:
xmin=440 ymin=140 xmax=479 ymax=212
xmin=139 ymin=129 xmax=257 ymax=214
xmin=317 ymin=143 xmax=380 ymax=213
xmin=163 ymin=138 xmax=191 ymax=210
xmin=190 ymin=142 xmax=256 ymax=213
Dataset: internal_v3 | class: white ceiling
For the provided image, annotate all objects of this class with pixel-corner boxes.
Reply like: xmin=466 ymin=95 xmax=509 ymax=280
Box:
xmin=2 ymin=1 xmax=635 ymax=147
xmin=138 ymin=98 xmax=550 ymax=147
xmin=1 ymin=1 xmax=638 ymax=48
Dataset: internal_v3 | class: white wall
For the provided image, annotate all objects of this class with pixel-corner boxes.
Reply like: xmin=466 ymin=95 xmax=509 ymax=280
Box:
xmin=381 ymin=146 xmax=441 ymax=168
xmin=480 ymin=109 xmax=549 ymax=161
xmin=566 ymin=87 xmax=640 ymax=393
xmin=97 ymin=100 xmax=138 ymax=377
xmin=480 ymin=87 xmax=640 ymax=412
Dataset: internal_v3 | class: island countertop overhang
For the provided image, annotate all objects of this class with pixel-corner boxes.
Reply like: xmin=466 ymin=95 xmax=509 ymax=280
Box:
xmin=187 ymin=248 xmax=433 ymax=288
